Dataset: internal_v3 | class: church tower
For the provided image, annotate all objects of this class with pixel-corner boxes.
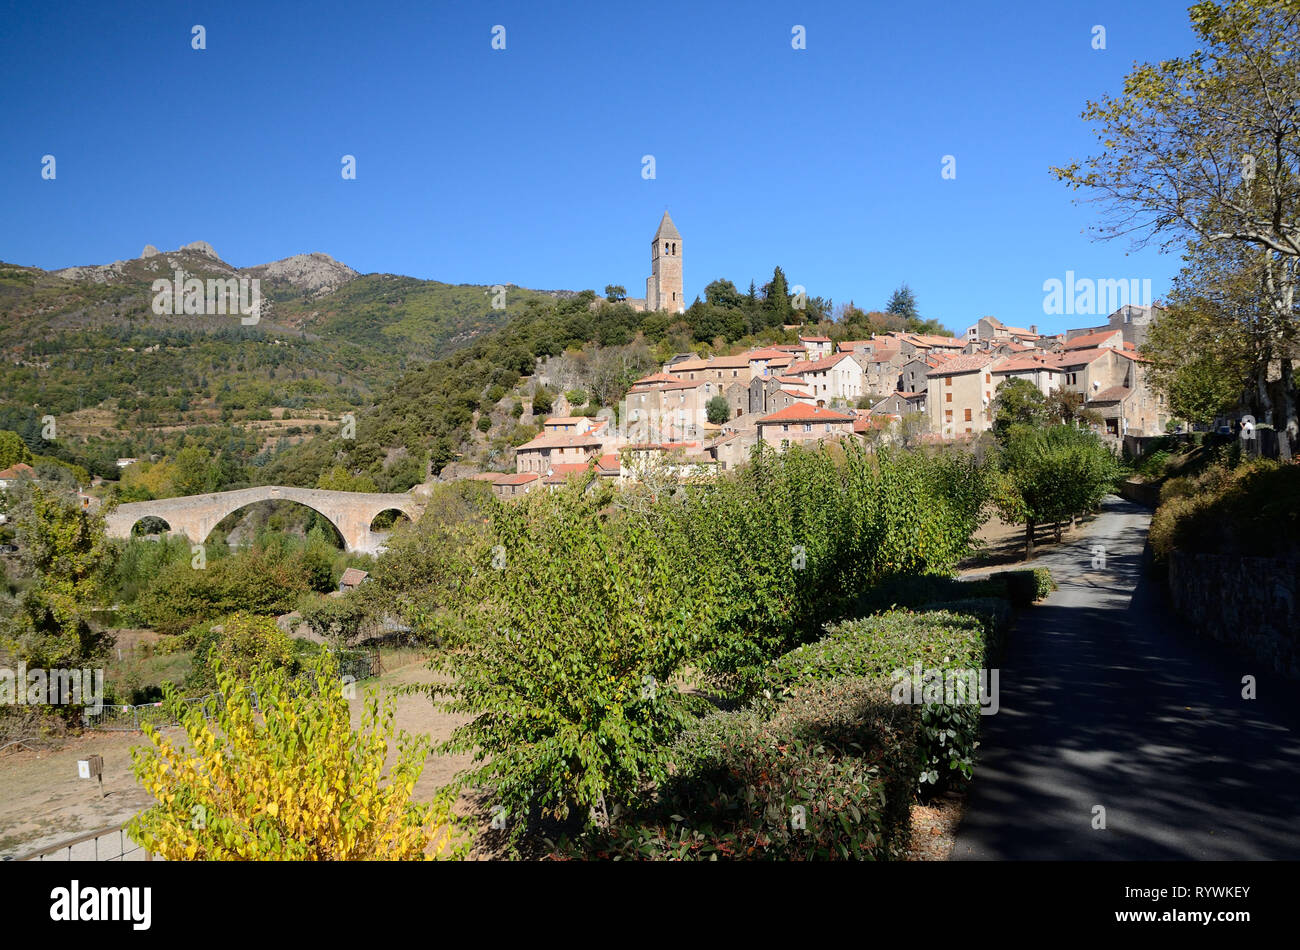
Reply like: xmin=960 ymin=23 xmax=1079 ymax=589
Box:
xmin=646 ymin=211 xmax=683 ymax=313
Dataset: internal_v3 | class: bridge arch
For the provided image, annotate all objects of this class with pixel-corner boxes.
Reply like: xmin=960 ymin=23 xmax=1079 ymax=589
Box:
xmin=104 ymin=486 xmax=424 ymax=555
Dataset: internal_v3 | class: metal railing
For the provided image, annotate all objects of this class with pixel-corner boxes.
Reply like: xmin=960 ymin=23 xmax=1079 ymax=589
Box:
xmin=21 ymin=823 xmax=156 ymax=862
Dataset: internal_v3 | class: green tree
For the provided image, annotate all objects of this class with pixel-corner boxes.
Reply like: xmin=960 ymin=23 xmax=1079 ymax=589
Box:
xmin=531 ymin=386 xmax=555 ymax=416
xmin=172 ymin=446 xmax=218 ymax=496
xmin=994 ymin=424 xmax=1118 ymax=556
xmin=3 ymin=485 xmax=114 ymax=686
xmin=1043 ymin=388 xmax=1104 ymax=428
xmin=300 ymin=595 xmax=367 ymax=651
xmin=1053 ymin=0 xmax=1300 ymax=458
xmin=764 ymin=267 xmax=793 ymax=323
xmin=706 ymin=394 xmax=731 ymax=425
xmin=704 ymin=279 xmax=744 ymax=310
xmin=316 ymin=465 xmax=379 ymax=493
xmin=0 ymin=430 xmax=33 ymax=470
xmin=990 ymin=378 xmax=1047 ymax=437
xmin=1143 ymin=241 xmax=1265 ymax=424
xmin=604 ymin=285 xmax=626 ymax=302
xmin=886 ymin=284 xmax=919 ymax=322
xmin=430 ymin=483 xmax=708 ymax=842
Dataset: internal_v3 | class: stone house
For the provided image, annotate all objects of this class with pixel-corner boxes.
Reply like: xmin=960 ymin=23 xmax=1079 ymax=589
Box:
xmin=785 ymin=352 xmax=867 ymax=406
xmin=514 ymin=431 xmax=604 ymax=474
xmin=755 ymin=403 xmax=858 ymax=449
xmin=927 ymin=353 xmax=1000 ymax=439
xmin=492 ymin=472 xmax=540 ymax=499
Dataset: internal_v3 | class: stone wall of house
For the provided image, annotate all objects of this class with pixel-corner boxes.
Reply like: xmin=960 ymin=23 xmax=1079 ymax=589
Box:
xmin=1168 ymin=551 xmax=1300 ymax=678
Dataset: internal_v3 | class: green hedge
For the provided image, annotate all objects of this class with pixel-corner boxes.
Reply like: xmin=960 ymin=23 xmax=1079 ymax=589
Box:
xmin=562 ymin=594 xmax=1025 ymax=859
xmin=851 ymin=568 xmax=1053 ymax=615
xmin=767 ymin=608 xmax=1002 ymax=792
xmin=569 ymin=679 xmax=920 ymax=860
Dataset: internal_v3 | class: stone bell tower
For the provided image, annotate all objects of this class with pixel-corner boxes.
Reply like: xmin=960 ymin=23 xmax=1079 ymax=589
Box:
xmin=645 ymin=211 xmax=683 ymax=313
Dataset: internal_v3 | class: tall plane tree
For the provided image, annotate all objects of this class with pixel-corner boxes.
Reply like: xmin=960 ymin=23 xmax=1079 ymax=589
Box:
xmin=1053 ymin=0 xmax=1300 ymax=458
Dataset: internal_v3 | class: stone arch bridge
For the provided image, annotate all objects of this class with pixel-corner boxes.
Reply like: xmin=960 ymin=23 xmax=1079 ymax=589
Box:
xmin=104 ymin=486 xmax=425 ymax=555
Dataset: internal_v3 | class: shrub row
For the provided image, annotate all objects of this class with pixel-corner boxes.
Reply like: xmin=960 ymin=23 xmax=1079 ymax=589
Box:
xmin=564 ymin=600 xmax=1014 ymax=860
xmin=569 ymin=680 xmax=920 ymax=860
xmin=1150 ymin=459 xmax=1300 ymax=559
xmin=852 ymin=568 xmax=1054 ymax=615
xmin=770 ymin=607 xmax=1003 ymax=792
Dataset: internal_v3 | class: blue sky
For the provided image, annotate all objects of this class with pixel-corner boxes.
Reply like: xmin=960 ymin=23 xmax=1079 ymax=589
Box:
xmin=1 ymin=0 xmax=1199 ymax=335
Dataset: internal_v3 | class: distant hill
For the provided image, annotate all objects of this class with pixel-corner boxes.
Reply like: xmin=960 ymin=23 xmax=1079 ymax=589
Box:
xmin=0 ymin=244 xmax=559 ymax=429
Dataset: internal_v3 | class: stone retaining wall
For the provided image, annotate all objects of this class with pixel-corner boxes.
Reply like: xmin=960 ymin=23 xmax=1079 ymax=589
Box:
xmin=1168 ymin=551 xmax=1300 ymax=678
xmin=1118 ymin=478 xmax=1161 ymax=508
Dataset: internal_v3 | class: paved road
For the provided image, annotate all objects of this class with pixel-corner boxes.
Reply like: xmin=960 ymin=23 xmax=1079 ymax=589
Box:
xmin=952 ymin=495 xmax=1300 ymax=860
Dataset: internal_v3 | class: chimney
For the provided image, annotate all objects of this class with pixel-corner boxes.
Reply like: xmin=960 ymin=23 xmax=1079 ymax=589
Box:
xmin=816 ymin=398 xmax=825 ymax=408
xmin=1030 ymin=324 xmax=1037 ymax=335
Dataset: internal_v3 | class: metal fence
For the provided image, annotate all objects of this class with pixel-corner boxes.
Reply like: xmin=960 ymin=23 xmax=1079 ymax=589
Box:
xmin=83 ymin=691 xmax=245 ymax=731
xmin=21 ymin=823 xmax=156 ymax=862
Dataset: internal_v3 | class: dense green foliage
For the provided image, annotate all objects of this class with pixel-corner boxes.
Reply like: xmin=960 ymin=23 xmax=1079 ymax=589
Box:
xmin=771 ymin=608 xmax=1003 ymax=791
xmin=2 ymin=485 xmax=113 ymax=676
xmin=116 ymin=530 xmax=367 ymax=634
xmin=993 ymin=424 xmax=1120 ymax=554
xmin=421 ymin=440 xmax=989 ymax=843
xmin=1150 ymin=458 xmax=1300 ymax=559
xmin=569 ymin=680 xmax=921 ymax=860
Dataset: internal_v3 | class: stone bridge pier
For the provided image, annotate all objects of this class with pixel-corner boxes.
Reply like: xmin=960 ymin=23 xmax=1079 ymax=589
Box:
xmin=103 ymin=486 xmax=425 ymax=555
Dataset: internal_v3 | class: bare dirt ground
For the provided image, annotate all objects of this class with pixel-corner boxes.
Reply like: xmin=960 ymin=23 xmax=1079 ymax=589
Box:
xmin=0 ymin=728 xmax=171 ymax=859
xmin=958 ymin=512 xmax=1097 ymax=574
xmin=905 ymin=792 xmax=966 ymax=861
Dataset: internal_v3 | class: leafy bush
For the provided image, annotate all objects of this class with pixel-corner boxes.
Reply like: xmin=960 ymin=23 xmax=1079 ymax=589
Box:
xmin=768 ymin=609 xmax=995 ymax=792
xmin=429 ymin=480 xmax=709 ymax=843
xmin=128 ymin=653 xmax=464 ymax=860
xmin=566 ymin=679 xmax=919 ymax=860
xmin=996 ymin=568 xmax=1055 ymax=607
xmin=1150 ymin=459 xmax=1300 ymax=559
xmin=1135 ymin=449 xmax=1171 ymax=479
xmin=183 ymin=612 xmax=298 ymax=692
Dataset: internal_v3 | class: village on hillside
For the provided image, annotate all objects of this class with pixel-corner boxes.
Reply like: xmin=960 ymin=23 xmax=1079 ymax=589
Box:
xmin=476 ymin=302 xmax=1168 ymax=498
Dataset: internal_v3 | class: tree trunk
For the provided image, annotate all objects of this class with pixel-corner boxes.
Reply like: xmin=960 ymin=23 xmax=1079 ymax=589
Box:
xmin=1278 ymin=356 xmax=1297 ymax=463
xmin=1025 ymin=518 xmax=1036 ymax=560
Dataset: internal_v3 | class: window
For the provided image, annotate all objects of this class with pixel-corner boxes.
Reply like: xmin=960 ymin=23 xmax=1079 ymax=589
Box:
xmin=945 ymin=377 xmax=952 ymax=387
xmin=782 ymin=424 xmax=789 ymax=432
xmin=985 ymin=373 xmax=991 ymax=383
xmin=946 ymin=392 xmax=952 ymax=403
xmin=945 ymin=410 xmax=953 ymax=422
xmin=965 ymin=427 xmax=972 ymax=434
xmin=803 ymin=424 xmax=813 ymax=433
xmin=824 ymin=424 xmax=833 ymax=433
xmin=964 ymin=408 xmax=972 ymax=422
